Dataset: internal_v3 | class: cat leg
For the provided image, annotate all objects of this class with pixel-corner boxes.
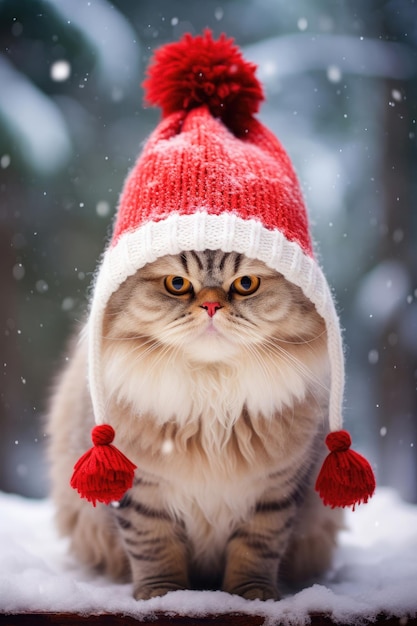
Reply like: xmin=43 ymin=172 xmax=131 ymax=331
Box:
xmin=281 ymin=486 xmax=344 ymax=586
xmin=111 ymin=488 xmax=190 ymax=600
xmin=222 ymin=490 xmax=298 ymax=601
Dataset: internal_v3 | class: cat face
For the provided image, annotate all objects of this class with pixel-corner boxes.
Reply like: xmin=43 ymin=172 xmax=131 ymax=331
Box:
xmin=104 ymin=250 xmax=325 ymax=365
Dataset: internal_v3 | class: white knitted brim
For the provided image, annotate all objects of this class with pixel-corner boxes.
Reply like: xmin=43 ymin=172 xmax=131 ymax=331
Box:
xmin=87 ymin=211 xmax=344 ymax=433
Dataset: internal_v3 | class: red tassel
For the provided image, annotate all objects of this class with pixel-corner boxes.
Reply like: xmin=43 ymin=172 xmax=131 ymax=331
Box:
xmin=70 ymin=425 xmax=137 ymax=506
xmin=315 ymin=430 xmax=376 ymax=509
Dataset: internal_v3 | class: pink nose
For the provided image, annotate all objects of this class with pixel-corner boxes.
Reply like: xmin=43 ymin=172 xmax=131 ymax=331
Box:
xmin=201 ymin=301 xmax=222 ymax=317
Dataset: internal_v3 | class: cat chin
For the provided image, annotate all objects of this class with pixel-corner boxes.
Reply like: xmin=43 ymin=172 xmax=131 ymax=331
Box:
xmin=183 ymin=337 xmax=241 ymax=364
xmin=179 ymin=319 xmax=243 ymax=363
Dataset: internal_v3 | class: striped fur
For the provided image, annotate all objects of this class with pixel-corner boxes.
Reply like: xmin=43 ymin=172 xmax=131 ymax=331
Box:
xmin=48 ymin=250 xmax=343 ymax=600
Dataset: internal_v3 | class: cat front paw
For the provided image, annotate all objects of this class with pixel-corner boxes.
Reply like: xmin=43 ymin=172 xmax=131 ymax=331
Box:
xmin=225 ymin=582 xmax=280 ymax=601
xmin=133 ymin=582 xmax=186 ymax=600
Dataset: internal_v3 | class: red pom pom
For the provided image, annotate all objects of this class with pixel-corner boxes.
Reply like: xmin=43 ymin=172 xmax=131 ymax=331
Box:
xmin=326 ymin=430 xmax=352 ymax=452
xmin=315 ymin=430 xmax=376 ymax=510
xmin=91 ymin=423 xmax=115 ymax=446
xmin=143 ymin=29 xmax=264 ymax=133
xmin=70 ymin=425 xmax=137 ymax=506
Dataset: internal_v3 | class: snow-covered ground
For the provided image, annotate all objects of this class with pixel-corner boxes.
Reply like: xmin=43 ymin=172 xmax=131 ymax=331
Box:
xmin=1 ymin=488 xmax=416 ymax=624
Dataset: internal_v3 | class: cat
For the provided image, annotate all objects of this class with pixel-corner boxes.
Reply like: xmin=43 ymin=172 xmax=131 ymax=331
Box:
xmin=47 ymin=249 xmax=343 ymax=601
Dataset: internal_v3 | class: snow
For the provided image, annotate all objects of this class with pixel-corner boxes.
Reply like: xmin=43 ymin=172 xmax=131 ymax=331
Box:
xmin=1 ymin=489 xmax=416 ymax=623
xmin=50 ymin=60 xmax=71 ymax=82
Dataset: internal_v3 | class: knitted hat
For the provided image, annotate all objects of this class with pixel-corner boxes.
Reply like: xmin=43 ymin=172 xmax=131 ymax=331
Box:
xmin=70 ymin=30 xmax=375 ymax=509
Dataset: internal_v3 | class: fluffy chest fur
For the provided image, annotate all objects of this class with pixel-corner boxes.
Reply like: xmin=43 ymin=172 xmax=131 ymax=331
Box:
xmin=106 ymin=344 xmax=326 ymax=515
xmin=103 ymin=340 xmax=326 ymax=431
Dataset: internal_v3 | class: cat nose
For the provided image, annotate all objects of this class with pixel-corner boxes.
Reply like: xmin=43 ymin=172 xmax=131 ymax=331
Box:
xmin=201 ymin=301 xmax=222 ymax=317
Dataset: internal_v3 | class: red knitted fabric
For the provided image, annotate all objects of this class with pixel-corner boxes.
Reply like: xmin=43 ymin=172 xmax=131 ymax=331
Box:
xmin=110 ymin=30 xmax=313 ymax=256
xmin=143 ymin=29 xmax=264 ymax=132
xmin=112 ymin=109 xmax=313 ymax=256
xmin=315 ymin=430 xmax=376 ymax=509
xmin=70 ymin=425 xmax=137 ymax=506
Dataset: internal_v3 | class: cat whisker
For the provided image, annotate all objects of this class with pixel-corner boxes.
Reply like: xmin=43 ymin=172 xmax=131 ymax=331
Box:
xmin=222 ymin=321 xmax=283 ymax=386
xmin=233 ymin=324 xmax=329 ymax=398
xmin=267 ymin=345 xmax=330 ymax=403
xmin=273 ymin=328 xmax=327 ymax=346
xmin=264 ymin=338 xmax=329 ymax=391
xmin=128 ymin=327 xmax=188 ymax=373
xmin=104 ymin=320 xmax=189 ymax=374
xmin=241 ymin=343 xmax=276 ymax=390
xmin=103 ymin=334 xmax=166 ymax=369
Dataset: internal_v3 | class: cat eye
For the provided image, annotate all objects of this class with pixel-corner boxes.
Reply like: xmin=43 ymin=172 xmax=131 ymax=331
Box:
xmin=231 ymin=275 xmax=260 ymax=296
xmin=164 ymin=275 xmax=193 ymax=295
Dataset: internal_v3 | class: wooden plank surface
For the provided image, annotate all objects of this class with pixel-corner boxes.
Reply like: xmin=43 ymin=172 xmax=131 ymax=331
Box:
xmin=0 ymin=614 xmax=416 ymax=626
xmin=1 ymin=615 xmax=263 ymax=626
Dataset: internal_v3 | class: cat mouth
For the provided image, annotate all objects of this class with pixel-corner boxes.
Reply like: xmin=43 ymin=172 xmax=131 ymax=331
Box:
xmin=203 ymin=319 xmax=221 ymax=335
xmin=199 ymin=317 xmax=236 ymax=342
xmin=184 ymin=318 xmax=242 ymax=362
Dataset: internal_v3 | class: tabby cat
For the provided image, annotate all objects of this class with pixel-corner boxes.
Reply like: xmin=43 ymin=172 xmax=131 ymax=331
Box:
xmin=48 ymin=249 xmax=343 ymax=601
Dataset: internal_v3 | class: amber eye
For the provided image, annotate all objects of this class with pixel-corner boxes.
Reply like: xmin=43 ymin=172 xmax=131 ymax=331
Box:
xmin=164 ymin=275 xmax=193 ymax=295
xmin=231 ymin=275 xmax=260 ymax=296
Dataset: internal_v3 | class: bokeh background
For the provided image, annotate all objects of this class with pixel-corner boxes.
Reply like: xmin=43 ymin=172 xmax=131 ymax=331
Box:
xmin=0 ymin=0 xmax=416 ymax=502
